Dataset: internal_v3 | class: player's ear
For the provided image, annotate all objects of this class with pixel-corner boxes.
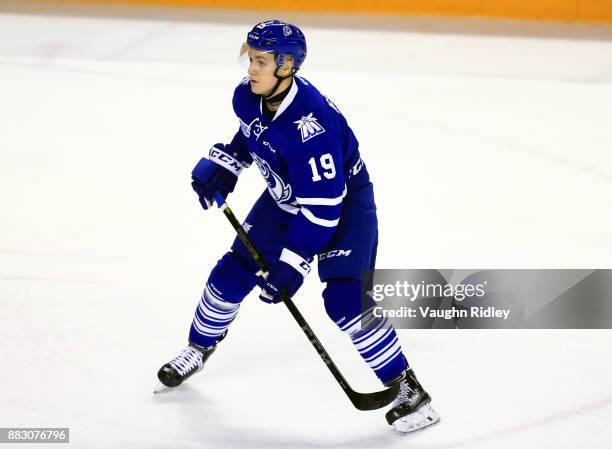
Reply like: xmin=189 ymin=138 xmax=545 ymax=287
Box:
xmin=279 ymin=55 xmax=295 ymax=76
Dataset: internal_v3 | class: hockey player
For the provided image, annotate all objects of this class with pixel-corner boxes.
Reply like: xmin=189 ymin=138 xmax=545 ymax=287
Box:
xmin=156 ymin=20 xmax=440 ymax=434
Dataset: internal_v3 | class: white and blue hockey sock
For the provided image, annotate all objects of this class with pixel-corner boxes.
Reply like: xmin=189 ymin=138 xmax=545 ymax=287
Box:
xmin=323 ymin=279 xmax=408 ymax=384
xmin=189 ymin=282 xmax=240 ymax=348
xmin=188 ymin=252 xmax=257 ymax=348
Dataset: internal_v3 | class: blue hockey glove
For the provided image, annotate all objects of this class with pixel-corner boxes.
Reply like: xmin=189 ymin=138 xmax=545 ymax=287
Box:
xmin=259 ymin=248 xmax=312 ymax=304
xmin=191 ymin=143 xmax=246 ymax=210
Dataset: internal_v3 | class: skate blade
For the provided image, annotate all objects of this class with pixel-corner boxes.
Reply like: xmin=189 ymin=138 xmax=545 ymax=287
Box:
xmin=153 ymin=382 xmax=173 ymax=394
xmin=393 ymin=403 xmax=441 ymax=435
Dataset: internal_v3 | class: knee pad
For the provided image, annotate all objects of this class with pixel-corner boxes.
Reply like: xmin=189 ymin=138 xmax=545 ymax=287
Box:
xmin=207 ymin=251 xmax=258 ymax=304
xmin=322 ymin=278 xmax=365 ymax=329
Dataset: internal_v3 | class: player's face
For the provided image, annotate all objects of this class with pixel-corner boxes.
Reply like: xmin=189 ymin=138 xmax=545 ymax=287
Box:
xmin=246 ymin=49 xmax=278 ymax=95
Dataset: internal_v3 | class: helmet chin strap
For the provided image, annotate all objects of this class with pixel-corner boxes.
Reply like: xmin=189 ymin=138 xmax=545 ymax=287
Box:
xmin=263 ymin=66 xmax=295 ymax=99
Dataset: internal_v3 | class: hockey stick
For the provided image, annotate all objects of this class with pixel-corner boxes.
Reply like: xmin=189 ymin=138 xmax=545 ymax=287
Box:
xmin=212 ymin=192 xmax=400 ymax=411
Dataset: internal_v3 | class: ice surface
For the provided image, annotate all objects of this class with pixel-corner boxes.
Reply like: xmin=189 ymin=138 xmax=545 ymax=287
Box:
xmin=1 ymin=4 xmax=611 ymax=448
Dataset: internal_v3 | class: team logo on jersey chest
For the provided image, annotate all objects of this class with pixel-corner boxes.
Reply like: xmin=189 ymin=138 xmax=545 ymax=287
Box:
xmin=251 ymin=153 xmax=292 ymax=202
xmin=294 ymin=113 xmax=326 ymax=143
xmin=239 ymin=117 xmax=267 ymax=140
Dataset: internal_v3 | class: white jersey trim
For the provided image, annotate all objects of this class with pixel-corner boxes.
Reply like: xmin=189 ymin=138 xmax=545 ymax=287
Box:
xmin=296 ymin=185 xmax=347 ymax=206
xmin=301 ymin=207 xmax=340 ymax=227
xmin=274 ymin=201 xmax=300 ymax=215
xmin=272 ymin=79 xmax=299 ymax=121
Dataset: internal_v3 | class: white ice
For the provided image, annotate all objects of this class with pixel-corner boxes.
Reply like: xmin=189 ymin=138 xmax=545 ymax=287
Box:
xmin=1 ymin=3 xmax=612 ymax=448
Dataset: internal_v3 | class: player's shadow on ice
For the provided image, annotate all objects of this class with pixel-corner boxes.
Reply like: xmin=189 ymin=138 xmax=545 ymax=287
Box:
xmin=151 ymin=385 xmax=413 ymax=449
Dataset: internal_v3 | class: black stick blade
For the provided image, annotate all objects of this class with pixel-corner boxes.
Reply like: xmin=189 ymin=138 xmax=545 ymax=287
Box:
xmin=348 ymin=382 xmax=400 ymax=411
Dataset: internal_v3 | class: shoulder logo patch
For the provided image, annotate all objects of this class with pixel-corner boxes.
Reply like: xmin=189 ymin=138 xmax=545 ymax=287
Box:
xmin=325 ymin=95 xmax=341 ymax=114
xmin=294 ymin=113 xmax=325 ymax=143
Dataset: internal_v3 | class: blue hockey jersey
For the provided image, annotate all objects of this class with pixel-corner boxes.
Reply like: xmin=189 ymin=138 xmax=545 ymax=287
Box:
xmin=227 ymin=75 xmax=370 ymax=260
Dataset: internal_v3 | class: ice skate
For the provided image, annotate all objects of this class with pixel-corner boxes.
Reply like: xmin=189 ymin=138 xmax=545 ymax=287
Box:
xmin=385 ymin=368 xmax=440 ymax=435
xmin=154 ymin=335 xmax=224 ymax=393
